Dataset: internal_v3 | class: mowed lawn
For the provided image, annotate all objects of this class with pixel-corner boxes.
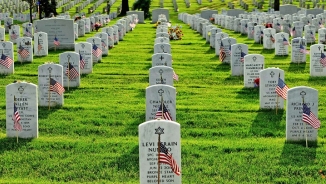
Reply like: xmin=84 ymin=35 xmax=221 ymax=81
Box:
xmin=1 ymin=0 xmax=326 ymax=183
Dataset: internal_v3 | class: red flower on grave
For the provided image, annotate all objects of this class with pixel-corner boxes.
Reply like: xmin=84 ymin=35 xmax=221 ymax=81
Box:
xmin=94 ymin=22 xmax=102 ymax=32
xmin=254 ymin=78 xmax=260 ymax=87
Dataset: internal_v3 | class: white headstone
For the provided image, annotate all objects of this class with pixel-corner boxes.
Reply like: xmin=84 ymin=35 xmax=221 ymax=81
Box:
xmin=304 ymin=25 xmax=316 ymax=44
xmin=146 ymin=85 xmax=176 ymax=121
xmin=274 ymin=33 xmax=290 ymax=56
xmin=154 ymin=43 xmax=171 ymax=54
xmin=16 ymin=37 xmax=33 ymax=62
xmin=259 ymin=68 xmax=285 ymax=109
xmin=230 ymin=43 xmax=248 ymax=76
xmin=77 ymin=20 xmax=85 ymax=37
xmin=139 ymin=120 xmax=181 ymax=184
xmin=291 ymin=38 xmax=307 ymax=63
xmin=254 ymin=25 xmax=265 ymax=43
xmin=215 ymin=32 xmax=228 ymax=56
xmin=152 ymin=53 xmax=173 ymax=67
xmin=309 ymin=44 xmax=326 ymax=76
xmin=263 ymin=28 xmax=276 ymax=49
xmin=244 ymin=54 xmax=265 ymax=88
xmin=59 ymin=52 xmax=81 ymax=88
xmin=6 ymin=81 xmax=38 ymax=138
xmin=86 ymin=37 xmax=102 ymax=63
xmin=0 ymin=41 xmax=14 ymax=74
xmin=286 ymin=86 xmax=319 ymax=141
xmin=9 ymin=25 xmax=20 ymax=43
xmin=102 ymin=27 xmax=114 ymax=49
xmin=34 ymin=32 xmax=48 ymax=56
xmin=220 ymin=37 xmax=236 ymax=63
xmin=38 ymin=63 xmax=64 ymax=106
xmin=95 ymin=32 xmax=109 ymax=56
xmin=75 ymin=42 xmax=93 ymax=74
xmin=149 ymin=66 xmax=174 ymax=86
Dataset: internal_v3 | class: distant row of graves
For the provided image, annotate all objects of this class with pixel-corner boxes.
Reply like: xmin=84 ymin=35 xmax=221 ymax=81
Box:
xmin=178 ymin=7 xmax=322 ymax=145
xmin=4 ymin=12 xmax=140 ymax=140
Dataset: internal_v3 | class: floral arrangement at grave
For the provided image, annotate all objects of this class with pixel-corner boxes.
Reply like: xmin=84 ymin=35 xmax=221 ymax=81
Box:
xmin=209 ymin=17 xmax=215 ymax=23
xmin=168 ymin=25 xmax=183 ymax=40
xmin=94 ymin=22 xmax=102 ymax=31
xmin=254 ymin=78 xmax=260 ymax=87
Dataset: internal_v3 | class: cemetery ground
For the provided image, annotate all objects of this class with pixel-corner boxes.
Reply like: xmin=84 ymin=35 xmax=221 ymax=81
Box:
xmin=1 ymin=0 xmax=326 ymax=183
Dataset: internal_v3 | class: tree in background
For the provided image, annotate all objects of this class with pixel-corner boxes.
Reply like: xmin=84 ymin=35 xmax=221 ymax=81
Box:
xmin=39 ymin=0 xmax=57 ymax=18
xmin=119 ymin=0 xmax=130 ymax=16
xmin=23 ymin=0 xmax=36 ymax=23
xmin=132 ymin=0 xmax=151 ymax=19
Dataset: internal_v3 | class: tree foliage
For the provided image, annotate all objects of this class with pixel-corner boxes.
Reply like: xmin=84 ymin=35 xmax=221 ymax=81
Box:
xmin=39 ymin=0 xmax=57 ymax=18
xmin=132 ymin=0 xmax=151 ymax=19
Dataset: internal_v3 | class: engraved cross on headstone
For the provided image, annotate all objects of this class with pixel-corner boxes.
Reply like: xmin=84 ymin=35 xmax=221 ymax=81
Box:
xmin=158 ymin=89 xmax=164 ymax=96
xmin=159 ymin=55 xmax=164 ymax=61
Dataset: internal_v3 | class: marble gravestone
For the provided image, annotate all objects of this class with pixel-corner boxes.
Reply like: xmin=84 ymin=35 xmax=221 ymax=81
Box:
xmin=286 ymin=86 xmax=318 ymax=141
xmin=95 ymin=32 xmax=109 ymax=56
xmin=274 ymin=33 xmax=289 ymax=56
xmin=291 ymin=38 xmax=307 ymax=63
xmin=102 ymin=27 xmax=114 ymax=49
xmin=74 ymin=23 xmax=78 ymax=40
xmin=152 ymin=9 xmax=170 ymax=23
xmin=230 ymin=43 xmax=248 ymax=76
xmin=154 ymin=43 xmax=171 ymax=54
xmin=263 ymin=28 xmax=276 ymax=49
xmin=304 ymin=25 xmax=316 ymax=45
xmin=77 ymin=20 xmax=85 ymax=37
xmin=86 ymin=37 xmax=102 ymax=63
xmin=139 ymin=120 xmax=181 ymax=184
xmin=83 ymin=18 xmax=91 ymax=33
xmin=34 ymin=32 xmax=48 ymax=56
xmin=154 ymin=37 xmax=170 ymax=45
xmin=152 ymin=53 xmax=173 ymax=67
xmin=4 ymin=17 xmax=13 ymax=33
xmin=38 ymin=63 xmax=64 ymax=107
xmin=75 ymin=42 xmax=93 ymax=74
xmin=156 ymin=32 xmax=170 ymax=39
xmin=0 ymin=41 xmax=14 ymax=75
xmin=318 ymin=28 xmax=326 ymax=44
xmin=310 ymin=44 xmax=326 ymax=76
xmin=220 ymin=37 xmax=236 ymax=64
xmin=209 ymin=28 xmax=222 ymax=48
xmin=259 ymin=68 xmax=285 ymax=109
xmin=149 ymin=66 xmax=174 ymax=86
xmin=247 ymin=22 xmax=257 ymax=40
xmin=244 ymin=54 xmax=265 ymax=88
xmin=23 ymin=23 xmax=33 ymax=38
xmin=6 ymin=81 xmax=38 ymax=138
xmin=59 ymin=52 xmax=81 ymax=88
xmin=254 ymin=25 xmax=265 ymax=44
xmin=36 ymin=18 xmax=75 ymax=50
xmin=9 ymin=25 xmax=20 ymax=44
xmin=215 ymin=32 xmax=228 ymax=56
xmin=112 ymin=25 xmax=119 ymax=45
xmin=146 ymin=84 xmax=176 ymax=121
xmin=16 ymin=37 xmax=33 ymax=62
xmin=292 ymin=21 xmax=304 ymax=38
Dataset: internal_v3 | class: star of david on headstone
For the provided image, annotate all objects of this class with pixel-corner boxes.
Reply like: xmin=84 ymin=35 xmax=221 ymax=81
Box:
xmin=155 ymin=127 xmax=164 ymax=135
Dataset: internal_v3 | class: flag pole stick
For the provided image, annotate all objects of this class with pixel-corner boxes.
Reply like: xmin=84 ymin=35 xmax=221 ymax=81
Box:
xmin=276 ymin=73 xmax=281 ymax=115
xmin=302 ymin=96 xmax=308 ymax=148
xmin=157 ymin=133 xmax=161 ymax=184
xmin=68 ymin=59 xmax=70 ymax=91
xmin=48 ymin=70 xmax=51 ymax=110
xmin=14 ymin=95 xmax=18 ymax=143
xmin=161 ymin=95 xmax=163 ymax=119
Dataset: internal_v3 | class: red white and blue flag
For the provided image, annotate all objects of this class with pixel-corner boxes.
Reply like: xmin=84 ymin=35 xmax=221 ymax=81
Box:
xmin=155 ymin=103 xmax=172 ymax=120
xmin=65 ymin=62 xmax=79 ymax=80
xmin=159 ymin=142 xmax=181 ymax=176
xmin=79 ymin=51 xmax=86 ymax=69
xmin=13 ymin=102 xmax=22 ymax=131
xmin=54 ymin=36 xmax=60 ymax=46
xmin=0 ymin=53 xmax=13 ymax=68
xmin=92 ymin=44 xmax=102 ymax=58
xmin=275 ymin=78 xmax=289 ymax=100
xmin=50 ymin=78 xmax=65 ymax=95
xmin=302 ymin=103 xmax=321 ymax=129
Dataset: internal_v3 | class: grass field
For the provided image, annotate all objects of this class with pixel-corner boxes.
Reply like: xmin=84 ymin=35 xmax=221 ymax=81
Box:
xmin=1 ymin=0 xmax=326 ymax=183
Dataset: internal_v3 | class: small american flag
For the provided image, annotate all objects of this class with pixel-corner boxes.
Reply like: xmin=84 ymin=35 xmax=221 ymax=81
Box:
xmin=307 ymin=20 xmax=310 ymax=25
xmin=302 ymin=103 xmax=321 ymax=129
xmin=101 ymin=40 xmax=106 ymax=48
xmin=54 ymin=36 xmax=60 ymax=46
xmin=219 ymin=42 xmax=226 ymax=62
xmin=251 ymin=28 xmax=254 ymax=35
xmin=13 ymin=102 xmax=22 ymax=131
xmin=79 ymin=51 xmax=86 ymax=69
xmin=320 ymin=53 xmax=326 ymax=67
xmin=0 ymin=53 xmax=13 ymax=68
xmin=18 ymin=45 xmax=29 ymax=59
xmin=65 ymin=62 xmax=79 ymax=80
xmin=173 ymin=70 xmax=179 ymax=81
xmin=244 ymin=24 xmax=248 ymax=33
xmin=38 ymin=39 xmax=42 ymax=52
xmin=260 ymin=31 xmax=264 ymax=38
xmin=287 ymin=24 xmax=292 ymax=32
xmin=155 ymin=103 xmax=172 ymax=120
xmin=92 ymin=44 xmax=102 ymax=58
xmin=291 ymin=27 xmax=296 ymax=37
xmin=299 ymin=44 xmax=309 ymax=54
xmin=270 ymin=35 xmax=275 ymax=43
xmin=228 ymin=45 xmax=232 ymax=55
xmin=276 ymin=22 xmax=281 ymax=30
xmin=283 ymin=37 xmax=289 ymax=45
xmin=24 ymin=27 xmax=31 ymax=37
xmin=159 ymin=142 xmax=181 ymax=176
xmin=275 ymin=78 xmax=289 ymax=100
xmin=240 ymin=51 xmax=246 ymax=62
xmin=319 ymin=21 xmax=324 ymax=28
xmin=310 ymin=31 xmax=315 ymax=41
xmin=50 ymin=78 xmax=65 ymax=95
xmin=10 ymin=30 xmax=17 ymax=40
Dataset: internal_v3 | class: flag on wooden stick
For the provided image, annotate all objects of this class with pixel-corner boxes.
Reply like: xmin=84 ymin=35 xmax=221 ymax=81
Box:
xmin=159 ymin=142 xmax=181 ymax=176
xmin=302 ymin=103 xmax=321 ymax=129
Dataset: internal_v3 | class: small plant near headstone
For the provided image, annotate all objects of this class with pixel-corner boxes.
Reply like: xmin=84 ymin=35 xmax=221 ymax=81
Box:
xmin=94 ymin=22 xmax=102 ymax=31
xmin=254 ymin=77 xmax=260 ymax=87
xmin=168 ymin=25 xmax=183 ymax=40
xmin=209 ymin=17 xmax=215 ymax=23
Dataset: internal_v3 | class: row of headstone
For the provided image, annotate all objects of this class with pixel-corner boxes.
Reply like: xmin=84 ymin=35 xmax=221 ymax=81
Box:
xmin=178 ymin=12 xmax=321 ymax=144
xmin=140 ymin=12 xmax=181 ymax=184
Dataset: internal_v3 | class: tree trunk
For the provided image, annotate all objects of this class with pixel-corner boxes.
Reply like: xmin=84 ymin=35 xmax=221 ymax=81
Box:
xmin=274 ymin=0 xmax=280 ymax=11
xmin=119 ymin=0 xmax=129 ymax=16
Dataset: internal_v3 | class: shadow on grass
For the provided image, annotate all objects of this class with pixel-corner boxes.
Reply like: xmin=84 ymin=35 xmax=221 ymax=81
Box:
xmin=249 ymin=109 xmax=285 ymax=137
xmin=205 ymin=47 xmax=215 ymax=54
xmin=234 ymin=87 xmax=259 ymax=99
xmin=0 ymin=137 xmax=33 ymax=154
xmin=279 ymin=140 xmax=317 ymax=168
xmin=108 ymin=144 xmax=139 ymax=174
xmin=287 ymin=62 xmax=307 ymax=72
xmin=38 ymin=106 xmax=61 ymax=119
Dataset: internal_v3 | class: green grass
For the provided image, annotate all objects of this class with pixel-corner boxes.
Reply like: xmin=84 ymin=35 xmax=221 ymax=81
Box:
xmin=2 ymin=0 xmax=326 ymax=183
